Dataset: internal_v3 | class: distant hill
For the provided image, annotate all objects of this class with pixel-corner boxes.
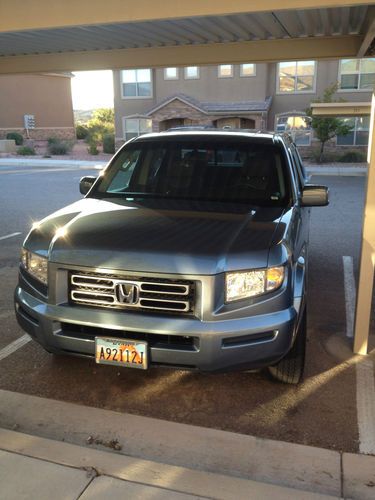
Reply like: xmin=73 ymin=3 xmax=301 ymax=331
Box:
xmin=74 ymin=109 xmax=94 ymax=123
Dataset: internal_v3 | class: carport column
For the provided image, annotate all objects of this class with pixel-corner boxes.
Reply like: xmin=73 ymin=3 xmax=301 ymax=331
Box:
xmin=354 ymin=93 xmax=375 ymax=354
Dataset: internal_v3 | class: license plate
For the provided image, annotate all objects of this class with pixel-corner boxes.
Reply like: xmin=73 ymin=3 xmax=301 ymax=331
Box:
xmin=95 ymin=337 xmax=148 ymax=370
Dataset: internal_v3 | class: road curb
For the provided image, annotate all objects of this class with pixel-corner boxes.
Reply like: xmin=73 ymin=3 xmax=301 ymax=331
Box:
xmin=0 ymin=158 xmax=107 ymax=168
xmin=0 ymin=428 xmax=337 ymax=500
xmin=0 ymin=389 xmax=342 ymax=497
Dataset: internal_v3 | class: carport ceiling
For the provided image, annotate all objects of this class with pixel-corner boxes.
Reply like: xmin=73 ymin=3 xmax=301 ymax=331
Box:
xmin=0 ymin=1 xmax=374 ymax=72
xmin=0 ymin=7 xmax=372 ymax=56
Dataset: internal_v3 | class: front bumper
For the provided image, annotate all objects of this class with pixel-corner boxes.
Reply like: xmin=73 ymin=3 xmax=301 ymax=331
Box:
xmin=15 ymin=285 xmax=299 ymax=372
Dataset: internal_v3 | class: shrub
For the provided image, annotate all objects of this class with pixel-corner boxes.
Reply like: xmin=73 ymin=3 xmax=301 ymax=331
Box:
xmin=76 ymin=124 xmax=89 ymax=140
xmin=6 ymin=132 xmax=23 ymax=145
xmin=47 ymin=138 xmax=72 ymax=155
xmin=17 ymin=146 xmax=35 ymax=156
xmin=87 ymin=141 xmax=99 ymax=155
xmin=86 ymin=108 xmax=114 ymax=143
xmin=309 ymin=150 xmax=340 ymax=163
xmin=103 ymin=133 xmax=115 ymax=154
xmin=338 ymin=151 xmax=367 ymax=163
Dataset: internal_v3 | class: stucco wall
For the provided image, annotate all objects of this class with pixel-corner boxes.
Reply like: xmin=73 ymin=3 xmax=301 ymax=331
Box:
xmin=267 ymin=60 xmax=372 ymax=129
xmin=0 ymin=73 xmax=74 ymax=129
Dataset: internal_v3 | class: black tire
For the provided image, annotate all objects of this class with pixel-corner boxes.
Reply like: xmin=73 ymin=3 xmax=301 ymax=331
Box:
xmin=268 ymin=307 xmax=306 ymax=385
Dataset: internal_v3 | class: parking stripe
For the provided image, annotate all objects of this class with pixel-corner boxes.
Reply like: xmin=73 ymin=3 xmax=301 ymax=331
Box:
xmin=0 ymin=232 xmax=22 ymax=241
xmin=343 ymin=256 xmax=356 ymax=338
xmin=0 ymin=335 xmax=31 ymax=362
xmin=356 ymin=358 xmax=375 ymax=455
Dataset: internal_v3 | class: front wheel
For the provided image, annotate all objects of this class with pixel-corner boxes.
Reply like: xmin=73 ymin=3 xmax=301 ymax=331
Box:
xmin=268 ymin=308 xmax=306 ymax=385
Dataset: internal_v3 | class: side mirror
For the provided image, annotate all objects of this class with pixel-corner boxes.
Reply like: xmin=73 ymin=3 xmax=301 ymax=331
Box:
xmin=301 ymin=184 xmax=329 ymax=207
xmin=79 ymin=176 xmax=96 ymax=195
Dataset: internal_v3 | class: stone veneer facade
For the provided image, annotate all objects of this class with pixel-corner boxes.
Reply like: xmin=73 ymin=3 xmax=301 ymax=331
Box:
xmin=0 ymin=127 xmax=76 ymax=141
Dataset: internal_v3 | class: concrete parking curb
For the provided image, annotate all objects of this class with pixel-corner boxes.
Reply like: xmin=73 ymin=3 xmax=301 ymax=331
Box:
xmin=0 ymin=428 xmax=336 ymax=500
xmin=0 ymin=388 xmax=368 ymax=498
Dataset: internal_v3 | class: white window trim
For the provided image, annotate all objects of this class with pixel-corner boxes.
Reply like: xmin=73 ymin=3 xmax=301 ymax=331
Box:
xmin=218 ymin=64 xmax=234 ymax=78
xmin=120 ymin=70 xmax=153 ymax=100
xmin=240 ymin=64 xmax=256 ymax=77
xmin=337 ymin=59 xmax=375 ymax=93
xmin=122 ymin=116 xmax=153 ymax=140
xmin=336 ymin=116 xmax=370 ymax=146
xmin=274 ymin=112 xmax=312 ymax=146
xmin=276 ymin=61 xmax=317 ymax=95
xmin=184 ymin=66 xmax=200 ymax=80
xmin=164 ymin=67 xmax=179 ymax=80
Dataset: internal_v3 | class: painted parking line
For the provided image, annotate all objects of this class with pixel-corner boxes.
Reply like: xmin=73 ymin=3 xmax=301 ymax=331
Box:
xmin=0 ymin=232 xmax=22 ymax=241
xmin=0 ymin=334 xmax=31 ymax=362
xmin=342 ymin=256 xmax=356 ymax=338
xmin=356 ymin=358 xmax=375 ymax=455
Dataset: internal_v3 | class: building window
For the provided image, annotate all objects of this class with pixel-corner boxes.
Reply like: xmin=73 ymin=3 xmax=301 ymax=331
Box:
xmin=276 ymin=114 xmax=312 ymax=146
xmin=240 ymin=64 xmax=256 ymax=77
xmin=218 ymin=64 xmax=233 ymax=78
xmin=337 ymin=116 xmax=369 ymax=146
xmin=164 ymin=67 xmax=179 ymax=80
xmin=121 ymin=69 xmax=152 ymax=98
xmin=277 ymin=61 xmax=316 ymax=93
xmin=123 ymin=118 xmax=152 ymax=140
xmin=339 ymin=58 xmax=375 ymax=91
xmin=184 ymin=66 xmax=199 ymax=79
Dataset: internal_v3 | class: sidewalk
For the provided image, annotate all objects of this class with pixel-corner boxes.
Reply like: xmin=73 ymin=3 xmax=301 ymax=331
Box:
xmin=0 ymin=158 xmax=107 ymax=168
xmin=0 ymin=429 xmax=336 ymax=500
xmin=0 ymin=390 xmax=374 ymax=499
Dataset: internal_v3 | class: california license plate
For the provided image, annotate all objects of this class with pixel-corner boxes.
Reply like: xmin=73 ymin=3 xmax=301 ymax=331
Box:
xmin=95 ymin=337 xmax=148 ymax=369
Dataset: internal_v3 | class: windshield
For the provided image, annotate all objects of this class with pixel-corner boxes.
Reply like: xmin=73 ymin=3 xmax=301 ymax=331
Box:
xmin=93 ymin=137 xmax=291 ymax=206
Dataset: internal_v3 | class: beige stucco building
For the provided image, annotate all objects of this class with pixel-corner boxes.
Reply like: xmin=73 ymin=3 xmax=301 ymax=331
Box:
xmin=0 ymin=73 xmax=75 ymax=141
xmin=114 ymin=58 xmax=373 ymax=157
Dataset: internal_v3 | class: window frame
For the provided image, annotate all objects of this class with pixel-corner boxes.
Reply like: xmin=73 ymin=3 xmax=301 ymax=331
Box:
xmin=184 ymin=66 xmax=200 ymax=80
xmin=120 ymin=69 xmax=153 ymax=99
xmin=218 ymin=64 xmax=234 ymax=78
xmin=240 ymin=64 xmax=256 ymax=77
xmin=336 ymin=116 xmax=370 ymax=146
xmin=337 ymin=58 xmax=375 ymax=92
xmin=275 ymin=113 xmax=312 ymax=147
xmin=276 ymin=61 xmax=317 ymax=95
xmin=122 ymin=117 xmax=153 ymax=141
xmin=163 ymin=67 xmax=179 ymax=80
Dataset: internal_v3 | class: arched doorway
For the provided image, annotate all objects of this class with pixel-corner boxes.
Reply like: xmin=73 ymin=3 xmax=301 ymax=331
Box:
xmin=159 ymin=118 xmax=193 ymax=131
xmin=214 ymin=117 xmax=255 ymax=129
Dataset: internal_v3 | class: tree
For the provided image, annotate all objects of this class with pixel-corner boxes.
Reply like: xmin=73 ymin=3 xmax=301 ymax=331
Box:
xmin=306 ymin=83 xmax=353 ymax=162
xmin=86 ymin=108 xmax=115 ymax=144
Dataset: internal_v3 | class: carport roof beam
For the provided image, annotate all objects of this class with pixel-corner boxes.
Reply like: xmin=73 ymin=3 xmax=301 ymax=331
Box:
xmin=0 ymin=36 xmax=364 ymax=75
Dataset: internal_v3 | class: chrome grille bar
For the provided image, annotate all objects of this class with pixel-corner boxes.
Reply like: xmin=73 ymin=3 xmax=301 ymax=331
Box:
xmin=69 ymin=272 xmax=194 ymax=314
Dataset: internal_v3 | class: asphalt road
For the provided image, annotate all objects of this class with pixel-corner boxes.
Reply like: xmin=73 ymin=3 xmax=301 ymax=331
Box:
xmin=0 ymin=164 xmax=370 ymax=453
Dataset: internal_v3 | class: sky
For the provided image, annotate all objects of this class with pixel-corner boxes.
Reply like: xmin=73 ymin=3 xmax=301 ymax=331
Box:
xmin=71 ymin=70 xmax=114 ymax=110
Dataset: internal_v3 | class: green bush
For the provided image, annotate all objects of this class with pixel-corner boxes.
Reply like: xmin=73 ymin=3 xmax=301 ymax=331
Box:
xmin=338 ymin=151 xmax=367 ymax=163
xmin=47 ymin=137 xmax=59 ymax=145
xmin=76 ymin=124 xmax=89 ymax=140
xmin=87 ymin=142 xmax=99 ymax=155
xmin=6 ymin=132 xmax=23 ymax=145
xmin=103 ymin=133 xmax=115 ymax=154
xmin=47 ymin=138 xmax=72 ymax=155
xmin=17 ymin=146 xmax=35 ymax=156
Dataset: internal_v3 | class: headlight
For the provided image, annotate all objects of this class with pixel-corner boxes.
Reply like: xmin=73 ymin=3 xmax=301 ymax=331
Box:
xmin=20 ymin=248 xmax=48 ymax=284
xmin=225 ymin=266 xmax=285 ymax=302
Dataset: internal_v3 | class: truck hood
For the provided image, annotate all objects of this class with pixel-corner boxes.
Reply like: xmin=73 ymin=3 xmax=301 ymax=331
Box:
xmin=26 ymin=197 xmax=286 ymax=275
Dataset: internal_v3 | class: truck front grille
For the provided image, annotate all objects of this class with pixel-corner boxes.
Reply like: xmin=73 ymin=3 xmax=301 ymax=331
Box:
xmin=69 ymin=271 xmax=195 ymax=314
